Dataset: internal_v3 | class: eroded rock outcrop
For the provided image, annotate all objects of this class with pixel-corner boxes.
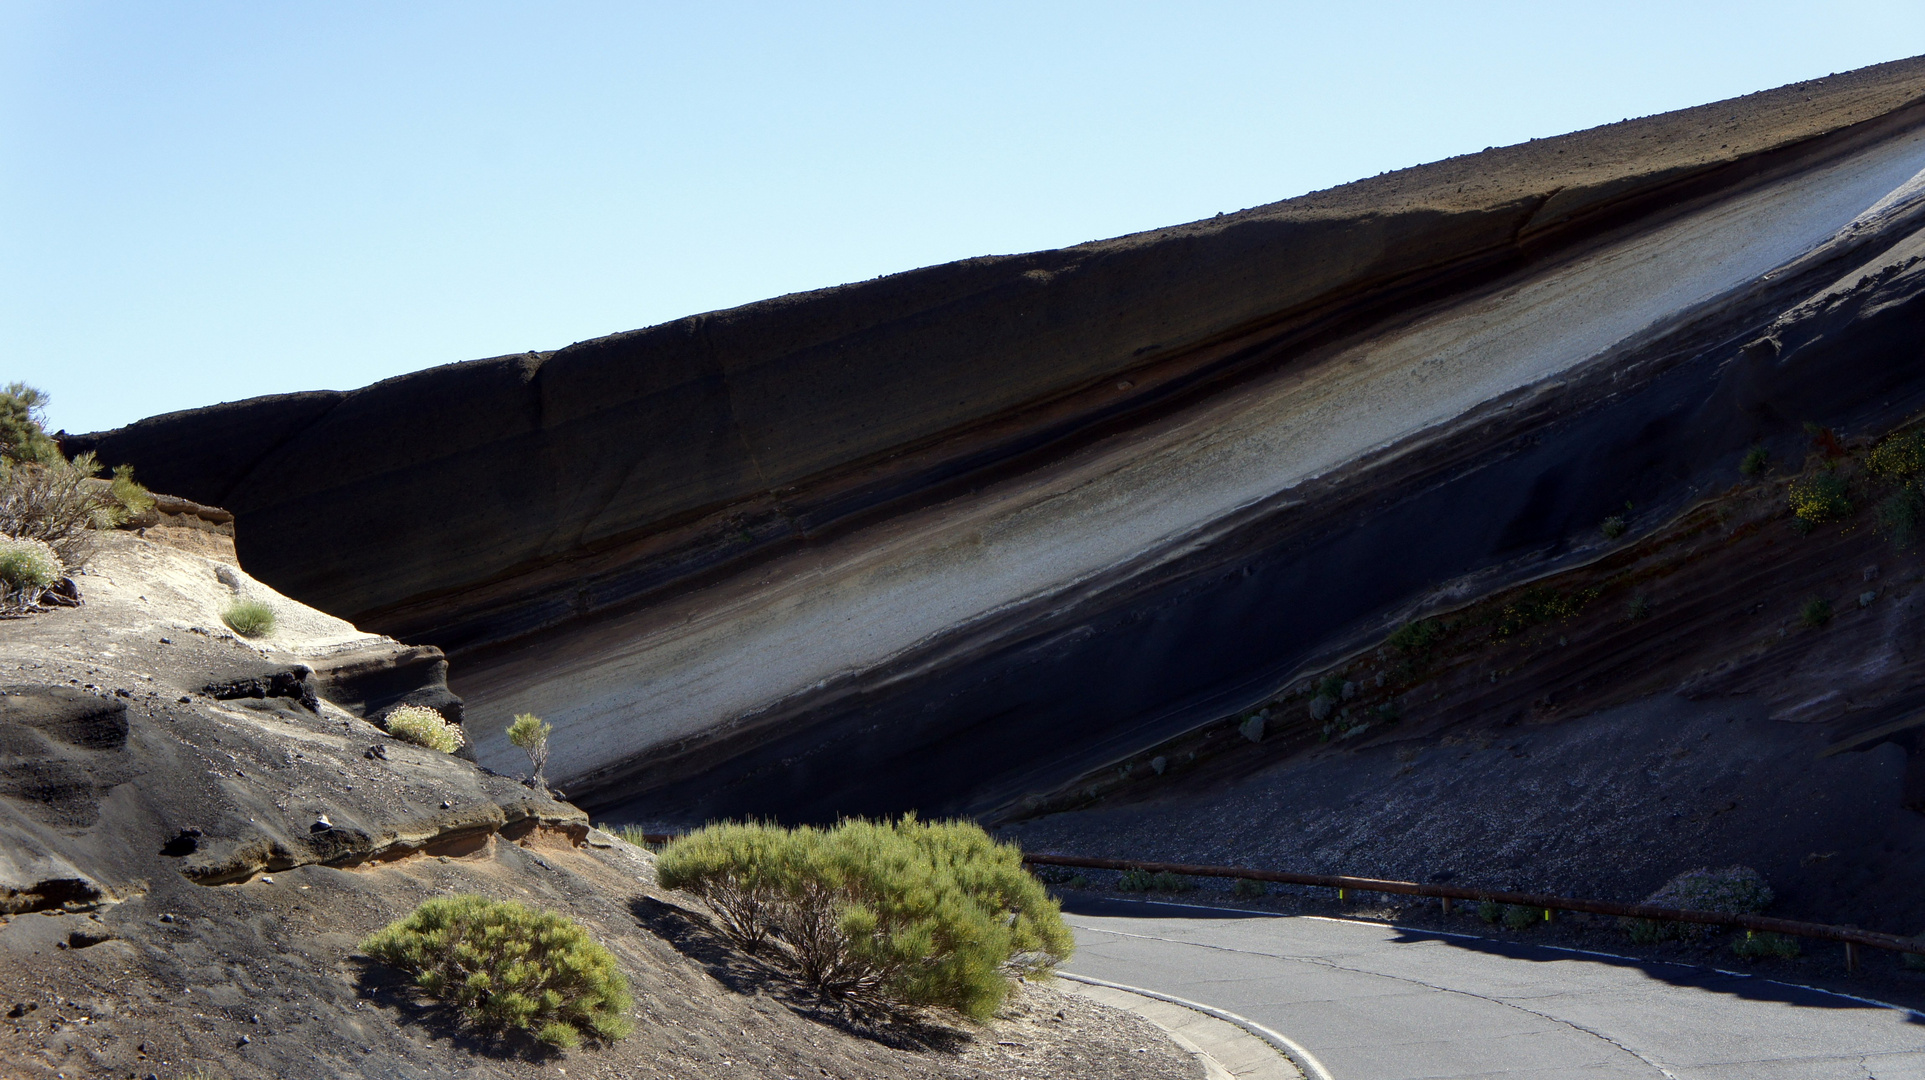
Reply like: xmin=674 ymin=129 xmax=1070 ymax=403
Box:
xmin=64 ymin=57 xmax=1925 ymax=823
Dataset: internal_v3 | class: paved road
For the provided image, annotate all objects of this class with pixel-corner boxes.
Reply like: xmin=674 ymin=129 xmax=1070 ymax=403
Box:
xmin=1062 ymin=898 xmax=1925 ymax=1080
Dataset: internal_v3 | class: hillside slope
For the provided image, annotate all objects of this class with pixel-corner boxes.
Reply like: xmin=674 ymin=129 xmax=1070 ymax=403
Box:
xmin=0 ymin=530 xmax=1196 ymax=1080
xmin=64 ymin=56 xmax=1925 ymax=826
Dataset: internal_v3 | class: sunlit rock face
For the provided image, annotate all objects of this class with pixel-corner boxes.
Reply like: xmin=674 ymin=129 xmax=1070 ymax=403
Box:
xmin=72 ymin=58 xmax=1925 ymax=824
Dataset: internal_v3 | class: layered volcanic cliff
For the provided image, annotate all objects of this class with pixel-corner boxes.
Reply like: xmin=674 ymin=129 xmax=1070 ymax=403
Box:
xmin=66 ymin=56 xmax=1925 ymax=828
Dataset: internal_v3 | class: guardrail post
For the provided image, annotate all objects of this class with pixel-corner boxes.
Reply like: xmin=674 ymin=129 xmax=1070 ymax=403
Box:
xmin=1440 ymin=897 xmax=1452 ymax=916
xmin=1846 ymin=942 xmax=1860 ymax=974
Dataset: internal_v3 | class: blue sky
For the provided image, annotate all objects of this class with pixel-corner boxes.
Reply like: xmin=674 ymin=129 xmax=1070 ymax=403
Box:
xmin=7 ymin=2 xmax=1925 ymax=434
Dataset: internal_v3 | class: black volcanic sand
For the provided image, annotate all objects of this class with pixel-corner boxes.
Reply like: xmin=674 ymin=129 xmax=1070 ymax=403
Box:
xmin=1003 ymin=692 xmax=1925 ymax=948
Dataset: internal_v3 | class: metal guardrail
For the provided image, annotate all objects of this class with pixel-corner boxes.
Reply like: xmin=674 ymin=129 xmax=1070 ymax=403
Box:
xmin=626 ymin=830 xmax=1920 ymax=969
xmin=1022 ymin=853 xmax=1925 ymax=970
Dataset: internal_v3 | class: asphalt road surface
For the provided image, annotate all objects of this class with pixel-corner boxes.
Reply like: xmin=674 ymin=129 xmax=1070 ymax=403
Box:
xmin=1062 ymin=897 xmax=1925 ymax=1079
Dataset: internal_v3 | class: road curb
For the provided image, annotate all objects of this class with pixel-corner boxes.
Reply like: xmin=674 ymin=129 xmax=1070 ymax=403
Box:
xmin=1057 ymin=971 xmax=1334 ymax=1080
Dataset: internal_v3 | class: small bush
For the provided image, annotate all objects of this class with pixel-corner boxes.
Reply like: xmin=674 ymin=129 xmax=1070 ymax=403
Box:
xmin=1869 ymin=429 xmax=1925 ymax=478
xmin=106 ymin=463 xmax=153 ymax=522
xmin=1601 ymin=515 xmax=1627 ymax=540
xmin=384 ymin=704 xmax=465 ymax=753
xmin=604 ymin=824 xmax=658 ymax=850
xmin=1031 ymin=864 xmax=1081 ymax=886
xmin=0 ymin=452 xmax=115 ymax=569
xmin=1877 ymin=486 xmax=1924 ymax=548
xmin=0 ymin=536 xmax=62 ymax=601
xmin=1789 ymin=471 xmax=1852 ymax=526
xmin=1801 ymin=597 xmax=1832 ymax=628
xmin=1500 ymin=904 xmax=1540 ymax=930
xmin=1477 ymin=900 xmax=1501 ymax=924
xmin=1730 ymin=931 xmax=1800 ymax=960
xmin=1739 ymin=445 xmax=1770 ymax=476
xmin=1387 ymin=618 xmax=1445 ymax=654
xmin=1627 ymin=594 xmax=1651 ymax=620
xmin=361 ymin=894 xmax=632 ymax=1048
xmin=0 ymin=383 xmax=58 ymax=466
xmin=507 ymin=713 xmax=553 ymax=788
xmin=1117 ymin=868 xmax=1156 ymax=892
xmin=1232 ymin=878 xmax=1267 ymax=899
xmin=222 ymin=599 xmax=276 ymax=638
xmin=657 ymin=816 xmax=1071 ymax=1020
xmin=1621 ymin=866 xmax=1774 ymax=942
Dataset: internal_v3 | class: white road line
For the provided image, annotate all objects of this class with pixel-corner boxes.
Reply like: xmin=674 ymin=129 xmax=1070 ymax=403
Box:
xmin=1056 ymin=970 xmax=1336 ymax=1080
xmin=1068 ymin=895 xmax=1925 ymax=1019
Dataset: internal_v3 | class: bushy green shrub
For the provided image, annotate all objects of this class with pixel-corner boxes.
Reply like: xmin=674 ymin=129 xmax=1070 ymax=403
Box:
xmin=1500 ymin=904 xmax=1540 ymax=930
xmin=361 ymin=894 xmax=632 ymax=1048
xmin=384 ymin=704 xmax=464 ymax=753
xmin=1477 ymin=900 xmax=1502 ymax=924
xmin=1789 ymin=471 xmax=1852 ymax=526
xmin=1878 ymin=486 xmax=1924 ymax=548
xmin=1730 ymin=931 xmax=1800 ymax=960
xmin=1801 ymin=597 xmax=1832 ymax=628
xmin=0 ymin=383 xmax=58 ymax=466
xmin=0 ymin=536 xmax=62 ymax=597
xmin=1739 ymin=445 xmax=1770 ymax=476
xmin=1601 ymin=515 xmax=1627 ymax=540
xmin=0 ymin=451 xmax=115 ymax=569
xmin=656 ymin=816 xmax=1071 ymax=1020
xmin=1869 ymin=429 xmax=1925 ymax=478
xmin=1627 ymin=594 xmax=1652 ymax=620
xmin=1387 ymin=618 xmax=1444 ymax=655
xmin=222 ymin=599 xmax=276 ymax=638
xmin=1621 ymin=866 xmax=1774 ymax=942
xmin=507 ymin=713 xmax=553 ymax=788
xmin=1232 ymin=877 xmax=1267 ymax=899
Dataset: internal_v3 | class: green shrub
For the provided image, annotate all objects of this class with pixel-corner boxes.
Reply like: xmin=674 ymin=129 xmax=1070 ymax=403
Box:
xmin=1232 ymin=878 xmax=1267 ymax=899
xmin=384 ymin=704 xmax=465 ymax=753
xmin=507 ymin=713 xmax=553 ymax=788
xmin=1789 ymin=471 xmax=1851 ymax=525
xmin=1869 ymin=429 xmax=1925 ymax=478
xmin=0 ymin=383 xmax=58 ymax=466
xmin=106 ymin=463 xmax=153 ymax=522
xmin=1878 ymin=486 xmax=1924 ymax=548
xmin=0 ymin=451 xmax=115 ymax=569
xmin=1730 ymin=931 xmax=1800 ymax=960
xmin=361 ymin=894 xmax=632 ymax=1048
xmin=1500 ymin=904 xmax=1540 ymax=930
xmin=656 ymin=816 xmax=1071 ymax=1020
xmin=222 ymin=599 xmax=276 ymax=638
xmin=1627 ymin=594 xmax=1651 ymax=620
xmin=1801 ymin=597 xmax=1832 ymax=628
xmin=1117 ymin=868 xmax=1155 ymax=892
xmin=1477 ymin=900 xmax=1501 ymax=923
xmin=1739 ymin=445 xmax=1770 ymax=476
xmin=1387 ymin=618 xmax=1444 ymax=654
xmin=1601 ymin=515 xmax=1627 ymax=540
xmin=0 ymin=536 xmax=62 ymax=596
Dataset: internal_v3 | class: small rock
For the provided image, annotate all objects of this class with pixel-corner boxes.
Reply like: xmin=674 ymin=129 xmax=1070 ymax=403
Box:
xmin=158 ymin=637 xmax=171 ymax=645
xmin=1150 ymin=755 xmax=1168 ymax=775
xmin=1239 ymin=715 xmax=1266 ymax=743
xmin=439 ymin=801 xmax=451 ymax=810
xmin=115 ymin=688 xmax=133 ymax=698
xmin=1309 ymin=695 xmax=1335 ymax=721
xmin=177 ymin=696 xmax=191 ymax=704
xmin=250 ymin=1014 xmax=260 ymax=1024
xmin=364 ymin=744 xmax=388 ymax=761
xmin=259 ymin=876 xmax=273 ymax=884
xmin=1341 ymin=681 xmax=1357 ymax=700
xmin=1860 ymin=590 xmax=1878 ymax=607
xmin=310 ymin=815 xmax=333 ymax=833
xmin=237 ymin=1034 xmax=250 ymax=1047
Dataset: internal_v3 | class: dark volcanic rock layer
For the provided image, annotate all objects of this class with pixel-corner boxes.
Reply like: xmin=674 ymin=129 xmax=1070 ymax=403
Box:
xmin=66 ymin=57 xmax=1925 ymax=825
